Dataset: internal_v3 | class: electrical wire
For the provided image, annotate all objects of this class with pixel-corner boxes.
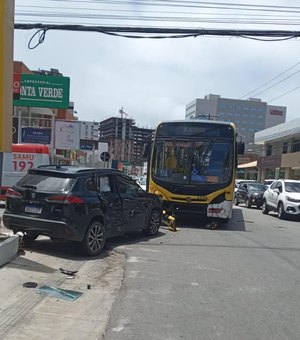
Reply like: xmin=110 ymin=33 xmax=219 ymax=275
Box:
xmin=239 ymin=60 xmax=300 ymax=99
xmin=269 ymin=85 xmax=300 ymax=103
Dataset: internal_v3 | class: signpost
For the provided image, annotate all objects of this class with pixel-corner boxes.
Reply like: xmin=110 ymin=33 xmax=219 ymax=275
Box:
xmin=100 ymin=151 xmax=110 ymax=168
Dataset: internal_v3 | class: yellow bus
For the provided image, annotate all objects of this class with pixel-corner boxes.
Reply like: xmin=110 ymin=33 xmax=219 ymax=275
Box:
xmin=145 ymin=120 xmax=244 ymax=226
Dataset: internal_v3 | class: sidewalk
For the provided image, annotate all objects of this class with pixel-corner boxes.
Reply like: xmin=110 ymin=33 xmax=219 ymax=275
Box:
xmin=0 ymin=226 xmax=125 ymax=339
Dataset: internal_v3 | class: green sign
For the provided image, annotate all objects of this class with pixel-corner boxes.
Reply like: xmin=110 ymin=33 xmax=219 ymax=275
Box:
xmin=14 ymin=74 xmax=70 ymax=109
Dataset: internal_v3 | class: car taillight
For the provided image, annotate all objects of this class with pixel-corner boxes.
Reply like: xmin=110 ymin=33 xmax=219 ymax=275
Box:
xmin=45 ymin=195 xmax=84 ymax=204
xmin=6 ymin=188 xmax=22 ymax=198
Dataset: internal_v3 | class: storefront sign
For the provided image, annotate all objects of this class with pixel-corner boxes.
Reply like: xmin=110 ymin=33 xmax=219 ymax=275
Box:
xmin=80 ymin=141 xmax=94 ymax=151
xmin=21 ymin=127 xmax=51 ymax=144
xmin=13 ymin=74 xmax=70 ymax=109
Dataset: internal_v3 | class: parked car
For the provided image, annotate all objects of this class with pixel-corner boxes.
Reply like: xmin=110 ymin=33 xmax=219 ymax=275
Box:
xmin=234 ymin=182 xmax=267 ymax=208
xmin=3 ymin=166 xmax=163 ymax=256
xmin=263 ymin=179 xmax=275 ymax=188
xmin=262 ymin=179 xmax=300 ymax=219
xmin=234 ymin=179 xmax=257 ymax=196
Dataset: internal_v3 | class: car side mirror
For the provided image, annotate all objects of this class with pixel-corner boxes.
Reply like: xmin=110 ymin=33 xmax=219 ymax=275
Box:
xmin=273 ymin=188 xmax=279 ymax=194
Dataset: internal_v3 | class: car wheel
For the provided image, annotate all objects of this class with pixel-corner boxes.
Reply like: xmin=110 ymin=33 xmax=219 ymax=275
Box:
xmin=234 ymin=196 xmax=239 ymax=205
xmin=278 ymin=203 xmax=286 ymax=220
xmin=245 ymin=198 xmax=251 ymax=208
xmin=81 ymin=221 xmax=106 ymax=256
xmin=22 ymin=232 xmax=39 ymax=243
xmin=262 ymin=200 xmax=269 ymax=215
xmin=142 ymin=209 xmax=161 ymax=236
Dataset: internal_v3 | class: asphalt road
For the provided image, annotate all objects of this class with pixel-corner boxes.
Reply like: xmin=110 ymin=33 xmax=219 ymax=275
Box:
xmin=1 ymin=205 xmax=300 ymax=339
xmin=104 ymin=206 xmax=300 ymax=340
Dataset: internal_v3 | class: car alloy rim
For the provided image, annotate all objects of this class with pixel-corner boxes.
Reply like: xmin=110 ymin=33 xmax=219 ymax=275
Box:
xmin=149 ymin=211 xmax=160 ymax=233
xmin=88 ymin=224 xmax=104 ymax=252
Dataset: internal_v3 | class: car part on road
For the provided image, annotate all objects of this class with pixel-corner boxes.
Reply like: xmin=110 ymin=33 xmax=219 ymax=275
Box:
xmin=37 ymin=285 xmax=83 ymax=301
xmin=161 ymin=210 xmax=177 ymax=232
xmin=59 ymin=268 xmax=78 ymax=276
xmin=23 ymin=282 xmax=38 ymax=288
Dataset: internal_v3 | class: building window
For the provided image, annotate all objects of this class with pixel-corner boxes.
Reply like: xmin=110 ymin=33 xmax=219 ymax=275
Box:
xmin=291 ymin=139 xmax=300 ymax=153
xmin=283 ymin=142 xmax=288 ymax=154
xmin=266 ymin=145 xmax=272 ymax=156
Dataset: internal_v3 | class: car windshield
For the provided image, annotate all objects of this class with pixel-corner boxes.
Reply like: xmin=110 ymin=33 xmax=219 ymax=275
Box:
xmin=285 ymin=182 xmax=300 ymax=193
xmin=248 ymin=184 xmax=266 ymax=192
xmin=16 ymin=173 xmax=76 ymax=193
xmin=152 ymin=139 xmax=233 ymax=185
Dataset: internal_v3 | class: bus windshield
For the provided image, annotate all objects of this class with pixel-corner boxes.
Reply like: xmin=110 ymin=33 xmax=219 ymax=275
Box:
xmin=152 ymin=138 xmax=233 ymax=185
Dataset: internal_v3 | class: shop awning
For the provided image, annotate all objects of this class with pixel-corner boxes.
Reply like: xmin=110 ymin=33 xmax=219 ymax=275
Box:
xmin=238 ymin=160 xmax=257 ymax=169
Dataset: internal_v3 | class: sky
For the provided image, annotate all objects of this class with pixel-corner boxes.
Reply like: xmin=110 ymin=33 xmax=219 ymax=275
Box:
xmin=14 ymin=0 xmax=300 ymax=129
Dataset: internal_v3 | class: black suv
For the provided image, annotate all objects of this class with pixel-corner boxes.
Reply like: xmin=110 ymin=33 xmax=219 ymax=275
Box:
xmin=3 ymin=166 xmax=162 ymax=256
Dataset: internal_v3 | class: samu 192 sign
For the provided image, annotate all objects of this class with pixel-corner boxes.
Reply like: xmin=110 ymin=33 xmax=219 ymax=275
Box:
xmin=13 ymin=74 xmax=70 ymax=109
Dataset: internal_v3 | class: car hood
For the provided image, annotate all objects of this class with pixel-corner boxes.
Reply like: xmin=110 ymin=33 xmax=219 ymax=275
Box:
xmin=285 ymin=192 xmax=300 ymax=199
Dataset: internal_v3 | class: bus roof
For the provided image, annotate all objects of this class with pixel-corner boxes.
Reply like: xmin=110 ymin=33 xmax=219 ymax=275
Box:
xmin=157 ymin=119 xmax=234 ymax=126
xmin=12 ymin=144 xmax=50 ymax=154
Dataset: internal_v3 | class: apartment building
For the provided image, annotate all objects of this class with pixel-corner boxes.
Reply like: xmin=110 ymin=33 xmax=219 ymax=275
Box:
xmin=99 ymin=117 xmax=153 ymax=167
xmin=186 ymin=94 xmax=286 ymax=151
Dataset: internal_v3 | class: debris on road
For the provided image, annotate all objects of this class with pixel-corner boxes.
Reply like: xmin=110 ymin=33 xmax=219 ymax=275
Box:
xmin=37 ymin=285 xmax=83 ymax=301
xmin=23 ymin=282 xmax=38 ymax=288
xmin=59 ymin=268 xmax=78 ymax=276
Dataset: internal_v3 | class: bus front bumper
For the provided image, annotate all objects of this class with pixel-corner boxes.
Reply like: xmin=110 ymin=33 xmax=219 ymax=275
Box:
xmin=163 ymin=200 xmax=232 ymax=219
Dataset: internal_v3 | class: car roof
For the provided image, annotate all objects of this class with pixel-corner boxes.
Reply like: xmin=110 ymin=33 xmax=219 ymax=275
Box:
xmin=278 ymin=179 xmax=300 ymax=183
xmin=31 ymin=165 xmax=124 ymax=176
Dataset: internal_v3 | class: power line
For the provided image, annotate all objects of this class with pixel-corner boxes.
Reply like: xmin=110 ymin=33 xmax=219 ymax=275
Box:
xmin=269 ymin=84 xmax=300 ymax=103
xmin=14 ymin=23 xmax=300 ymax=49
xmin=240 ymin=60 xmax=300 ymax=99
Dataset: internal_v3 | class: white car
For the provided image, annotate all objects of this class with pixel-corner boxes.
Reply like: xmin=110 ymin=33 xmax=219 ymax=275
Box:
xmin=262 ymin=179 xmax=300 ymax=219
xmin=263 ymin=179 xmax=275 ymax=189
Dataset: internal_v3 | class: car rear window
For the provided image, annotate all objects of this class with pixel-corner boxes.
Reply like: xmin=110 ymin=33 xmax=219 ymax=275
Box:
xmin=16 ymin=173 xmax=76 ymax=192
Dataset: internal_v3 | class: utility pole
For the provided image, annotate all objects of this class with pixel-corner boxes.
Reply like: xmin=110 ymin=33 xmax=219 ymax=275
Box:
xmin=119 ymin=107 xmax=128 ymax=163
xmin=0 ymin=0 xmax=13 ymax=151
xmin=0 ymin=0 xmax=14 ymax=186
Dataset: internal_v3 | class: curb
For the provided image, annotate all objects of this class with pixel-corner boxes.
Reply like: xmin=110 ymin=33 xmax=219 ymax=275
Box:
xmin=0 ymin=216 xmax=19 ymax=267
xmin=0 ymin=235 xmax=19 ymax=267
